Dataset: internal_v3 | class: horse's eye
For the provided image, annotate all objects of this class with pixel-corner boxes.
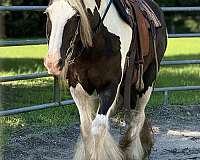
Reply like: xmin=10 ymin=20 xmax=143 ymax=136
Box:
xmin=76 ymin=13 xmax=80 ymax=17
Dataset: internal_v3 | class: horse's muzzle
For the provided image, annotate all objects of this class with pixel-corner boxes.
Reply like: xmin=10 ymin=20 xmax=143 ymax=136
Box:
xmin=44 ymin=54 xmax=63 ymax=76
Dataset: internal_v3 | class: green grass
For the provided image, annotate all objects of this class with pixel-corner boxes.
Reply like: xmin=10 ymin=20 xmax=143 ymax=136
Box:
xmin=164 ymin=38 xmax=200 ymax=60
xmin=0 ymin=38 xmax=200 ymax=146
xmin=0 ymin=44 xmax=78 ymax=146
xmin=0 ymin=45 xmax=47 ymax=59
xmin=149 ymin=38 xmax=200 ymax=106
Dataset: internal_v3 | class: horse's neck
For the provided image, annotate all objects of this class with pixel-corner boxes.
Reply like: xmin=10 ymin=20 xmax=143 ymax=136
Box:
xmin=82 ymin=0 xmax=96 ymax=12
xmin=83 ymin=0 xmax=109 ymax=16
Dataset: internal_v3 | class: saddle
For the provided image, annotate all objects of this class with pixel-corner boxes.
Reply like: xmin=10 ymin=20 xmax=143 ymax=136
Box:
xmin=113 ymin=0 xmax=162 ymax=109
xmin=113 ymin=0 xmax=161 ymax=57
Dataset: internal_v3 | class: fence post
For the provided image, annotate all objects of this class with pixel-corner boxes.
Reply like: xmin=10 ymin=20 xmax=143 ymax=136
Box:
xmin=53 ymin=76 xmax=61 ymax=103
xmin=163 ymin=91 xmax=169 ymax=107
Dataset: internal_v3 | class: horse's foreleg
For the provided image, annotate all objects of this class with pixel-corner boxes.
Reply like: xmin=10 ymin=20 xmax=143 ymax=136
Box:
xmin=70 ymin=83 xmax=96 ymax=160
xmin=91 ymin=83 xmax=123 ymax=160
xmin=120 ymin=87 xmax=153 ymax=160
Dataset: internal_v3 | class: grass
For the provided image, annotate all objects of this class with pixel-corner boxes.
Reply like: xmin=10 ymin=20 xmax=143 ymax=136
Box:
xmin=0 ymin=38 xmax=200 ymax=146
xmin=149 ymin=38 xmax=200 ymax=106
xmin=163 ymin=38 xmax=200 ymax=60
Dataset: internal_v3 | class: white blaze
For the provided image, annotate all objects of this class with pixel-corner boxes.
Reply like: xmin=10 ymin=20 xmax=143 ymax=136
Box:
xmin=47 ymin=0 xmax=76 ymax=55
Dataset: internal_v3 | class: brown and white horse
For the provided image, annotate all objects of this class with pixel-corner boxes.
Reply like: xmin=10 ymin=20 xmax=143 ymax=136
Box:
xmin=44 ymin=0 xmax=167 ymax=159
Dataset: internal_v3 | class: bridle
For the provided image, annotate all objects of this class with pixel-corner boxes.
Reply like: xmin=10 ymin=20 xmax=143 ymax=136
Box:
xmin=65 ymin=20 xmax=80 ymax=64
xmin=65 ymin=0 xmax=113 ymax=65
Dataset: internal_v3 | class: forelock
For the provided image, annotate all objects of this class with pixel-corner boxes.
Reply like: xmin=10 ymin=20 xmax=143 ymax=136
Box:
xmin=47 ymin=0 xmax=92 ymax=47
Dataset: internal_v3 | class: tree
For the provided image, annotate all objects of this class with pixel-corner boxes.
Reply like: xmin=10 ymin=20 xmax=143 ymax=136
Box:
xmin=0 ymin=0 xmax=11 ymax=38
xmin=0 ymin=13 xmax=6 ymax=38
xmin=1 ymin=0 xmax=200 ymax=38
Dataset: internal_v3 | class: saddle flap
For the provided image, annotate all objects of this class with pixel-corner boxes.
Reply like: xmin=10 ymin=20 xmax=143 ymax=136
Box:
xmin=133 ymin=3 xmax=150 ymax=57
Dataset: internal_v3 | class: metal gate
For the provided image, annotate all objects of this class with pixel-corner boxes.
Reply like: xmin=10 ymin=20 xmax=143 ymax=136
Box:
xmin=0 ymin=6 xmax=200 ymax=117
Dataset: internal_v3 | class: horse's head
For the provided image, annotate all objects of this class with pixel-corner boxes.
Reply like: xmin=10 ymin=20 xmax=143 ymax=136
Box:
xmin=44 ymin=0 xmax=92 ymax=76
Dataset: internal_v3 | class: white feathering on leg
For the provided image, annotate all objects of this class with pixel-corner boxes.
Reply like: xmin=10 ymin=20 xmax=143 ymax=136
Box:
xmin=91 ymin=114 xmax=109 ymax=136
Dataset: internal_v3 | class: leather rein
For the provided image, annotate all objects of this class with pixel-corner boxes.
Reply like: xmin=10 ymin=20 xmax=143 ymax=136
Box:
xmin=65 ymin=0 xmax=113 ymax=65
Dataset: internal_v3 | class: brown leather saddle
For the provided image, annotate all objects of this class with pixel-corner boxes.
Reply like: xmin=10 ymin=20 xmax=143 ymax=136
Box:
xmin=113 ymin=0 xmax=162 ymax=109
xmin=113 ymin=0 xmax=161 ymax=57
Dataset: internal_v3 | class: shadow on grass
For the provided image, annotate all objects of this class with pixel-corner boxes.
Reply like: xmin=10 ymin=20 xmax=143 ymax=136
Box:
xmin=0 ymin=58 xmax=45 ymax=74
xmin=163 ymin=53 xmax=200 ymax=61
xmin=157 ymin=65 xmax=200 ymax=87
xmin=0 ymin=79 xmax=53 ymax=110
xmin=0 ymin=78 xmax=71 ymax=111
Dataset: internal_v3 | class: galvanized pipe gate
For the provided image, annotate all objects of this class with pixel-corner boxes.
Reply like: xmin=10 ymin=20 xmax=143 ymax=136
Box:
xmin=0 ymin=6 xmax=200 ymax=117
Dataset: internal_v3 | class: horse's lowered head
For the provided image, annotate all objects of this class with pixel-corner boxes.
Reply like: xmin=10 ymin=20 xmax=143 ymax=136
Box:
xmin=44 ymin=0 xmax=92 ymax=76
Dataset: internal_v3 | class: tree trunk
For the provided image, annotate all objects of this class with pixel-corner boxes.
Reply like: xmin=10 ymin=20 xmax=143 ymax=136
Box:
xmin=0 ymin=14 xmax=6 ymax=39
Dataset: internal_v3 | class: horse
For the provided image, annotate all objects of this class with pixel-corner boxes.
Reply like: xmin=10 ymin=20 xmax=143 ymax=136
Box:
xmin=43 ymin=0 xmax=167 ymax=159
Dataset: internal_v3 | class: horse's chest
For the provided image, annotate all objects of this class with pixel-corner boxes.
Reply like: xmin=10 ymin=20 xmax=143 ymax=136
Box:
xmin=69 ymin=53 xmax=122 ymax=92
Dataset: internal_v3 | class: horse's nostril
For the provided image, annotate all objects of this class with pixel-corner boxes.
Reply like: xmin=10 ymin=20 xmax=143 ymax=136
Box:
xmin=58 ymin=58 xmax=64 ymax=69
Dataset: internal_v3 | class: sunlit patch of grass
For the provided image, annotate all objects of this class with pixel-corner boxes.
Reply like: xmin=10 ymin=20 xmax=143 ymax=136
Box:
xmin=0 ymin=45 xmax=47 ymax=59
xmin=0 ymin=117 xmax=25 ymax=128
xmin=0 ymin=116 xmax=25 ymax=148
xmin=164 ymin=38 xmax=200 ymax=60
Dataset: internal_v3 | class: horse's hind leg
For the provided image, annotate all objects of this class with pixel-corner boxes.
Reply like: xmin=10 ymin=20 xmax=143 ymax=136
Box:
xmin=70 ymin=83 xmax=96 ymax=160
xmin=91 ymin=83 xmax=123 ymax=160
xmin=120 ymin=87 xmax=153 ymax=160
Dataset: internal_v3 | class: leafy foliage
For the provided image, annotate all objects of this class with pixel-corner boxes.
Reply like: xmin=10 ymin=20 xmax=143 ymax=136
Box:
xmin=1 ymin=1 xmax=200 ymax=38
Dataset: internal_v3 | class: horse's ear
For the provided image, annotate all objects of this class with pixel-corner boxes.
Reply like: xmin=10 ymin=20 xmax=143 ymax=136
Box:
xmin=48 ymin=0 xmax=53 ymax=5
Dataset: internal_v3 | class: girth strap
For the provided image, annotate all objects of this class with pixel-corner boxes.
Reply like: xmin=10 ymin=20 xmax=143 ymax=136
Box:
xmin=123 ymin=25 xmax=138 ymax=110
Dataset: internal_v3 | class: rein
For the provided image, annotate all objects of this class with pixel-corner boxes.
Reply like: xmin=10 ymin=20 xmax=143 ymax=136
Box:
xmin=65 ymin=0 xmax=113 ymax=64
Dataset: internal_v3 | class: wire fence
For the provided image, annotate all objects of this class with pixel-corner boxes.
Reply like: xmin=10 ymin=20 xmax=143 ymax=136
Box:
xmin=0 ymin=5 xmax=200 ymax=117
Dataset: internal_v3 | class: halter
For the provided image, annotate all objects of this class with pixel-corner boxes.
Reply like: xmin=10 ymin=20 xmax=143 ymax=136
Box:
xmin=65 ymin=0 xmax=113 ymax=65
xmin=65 ymin=20 xmax=80 ymax=64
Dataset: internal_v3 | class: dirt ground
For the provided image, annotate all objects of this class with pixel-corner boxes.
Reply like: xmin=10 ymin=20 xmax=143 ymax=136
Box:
xmin=1 ymin=105 xmax=200 ymax=160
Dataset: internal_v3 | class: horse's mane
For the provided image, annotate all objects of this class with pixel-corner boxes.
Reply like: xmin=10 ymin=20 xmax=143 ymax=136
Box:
xmin=51 ymin=0 xmax=93 ymax=85
xmin=52 ymin=0 xmax=93 ymax=47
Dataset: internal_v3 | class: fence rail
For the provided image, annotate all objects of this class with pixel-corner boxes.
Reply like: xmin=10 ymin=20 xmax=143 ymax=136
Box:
xmin=1 ymin=6 xmax=200 ymax=12
xmin=0 ymin=39 xmax=47 ymax=46
xmin=1 ymin=33 xmax=200 ymax=46
xmin=0 ymin=100 xmax=74 ymax=117
xmin=0 ymin=6 xmax=46 ymax=11
xmin=161 ymin=60 xmax=200 ymax=65
xmin=0 ymin=72 xmax=49 ymax=82
xmin=161 ymin=6 xmax=200 ymax=12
